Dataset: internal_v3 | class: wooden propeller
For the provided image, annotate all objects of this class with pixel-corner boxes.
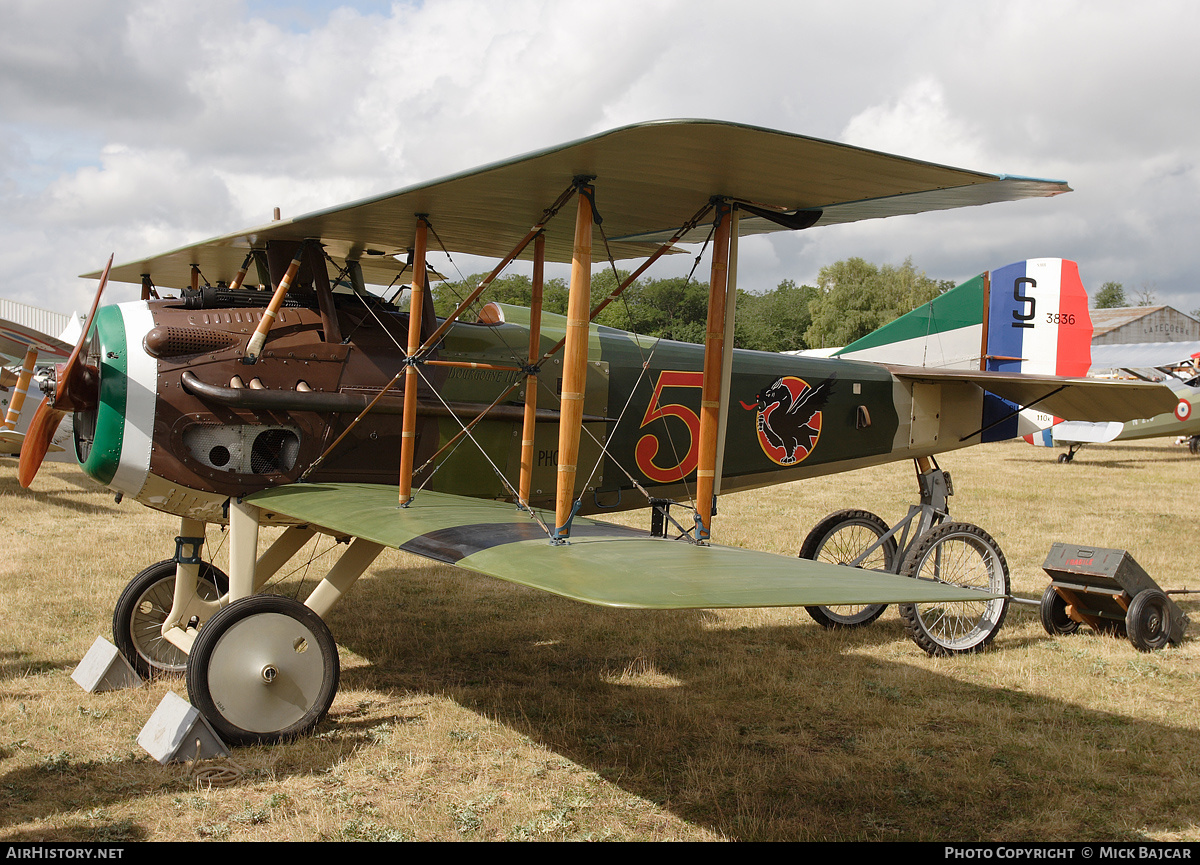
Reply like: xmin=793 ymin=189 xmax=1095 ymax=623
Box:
xmin=18 ymin=255 xmax=113 ymax=488
xmin=17 ymin=399 xmax=66 ymax=488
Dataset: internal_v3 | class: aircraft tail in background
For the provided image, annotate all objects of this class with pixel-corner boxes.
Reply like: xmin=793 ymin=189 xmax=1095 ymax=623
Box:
xmin=835 ymin=258 xmax=1093 ymax=442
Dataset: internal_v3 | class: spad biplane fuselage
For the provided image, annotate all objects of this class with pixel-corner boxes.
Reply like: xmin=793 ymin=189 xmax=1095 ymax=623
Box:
xmin=75 ymin=290 xmax=933 ymax=522
xmin=16 ymin=121 xmax=1179 ymax=746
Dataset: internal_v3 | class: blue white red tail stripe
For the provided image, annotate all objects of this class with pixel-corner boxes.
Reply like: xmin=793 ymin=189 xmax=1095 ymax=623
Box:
xmin=983 ymin=259 xmax=1092 ymax=442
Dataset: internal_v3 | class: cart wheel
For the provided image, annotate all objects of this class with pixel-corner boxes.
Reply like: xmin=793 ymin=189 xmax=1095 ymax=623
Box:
xmin=898 ymin=522 xmax=1010 ymax=656
xmin=112 ymin=559 xmax=228 ymax=678
xmin=799 ymin=509 xmax=897 ymax=628
xmin=1039 ymin=585 xmax=1080 ymax=636
xmin=1126 ymin=589 xmax=1174 ymax=652
xmin=187 ymin=595 xmax=339 ymax=745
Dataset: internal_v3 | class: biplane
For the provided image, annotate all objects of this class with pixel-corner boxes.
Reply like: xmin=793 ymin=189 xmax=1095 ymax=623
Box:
xmin=16 ymin=120 xmax=1179 ymax=745
xmin=0 ymin=314 xmax=74 ymax=456
xmin=1025 ymin=344 xmax=1200 ymax=462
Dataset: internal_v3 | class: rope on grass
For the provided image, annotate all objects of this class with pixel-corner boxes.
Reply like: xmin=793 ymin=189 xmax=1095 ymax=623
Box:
xmin=185 ymin=738 xmax=245 ymax=787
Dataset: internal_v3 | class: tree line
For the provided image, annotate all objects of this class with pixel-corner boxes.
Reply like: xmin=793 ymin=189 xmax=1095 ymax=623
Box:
xmin=428 ymin=256 xmax=953 ymax=352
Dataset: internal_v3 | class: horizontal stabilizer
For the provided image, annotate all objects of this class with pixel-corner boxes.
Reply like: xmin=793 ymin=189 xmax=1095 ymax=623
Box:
xmin=1027 ymin=420 xmax=1124 ymax=447
xmin=887 ymin=365 xmax=1179 ymax=424
xmin=246 ymin=485 xmax=999 ymax=610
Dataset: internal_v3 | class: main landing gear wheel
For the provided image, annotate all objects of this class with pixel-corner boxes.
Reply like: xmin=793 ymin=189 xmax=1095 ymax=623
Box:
xmin=799 ymin=509 xmax=898 ymax=628
xmin=112 ymin=559 xmax=229 ymax=678
xmin=186 ymin=595 xmax=339 ymax=746
xmin=1039 ymin=585 xmax=1081 ymax=636
xmin=898 ymin=522 xmax=1010 ymax=656
xmin=1126 ymin=589 xmax=1174 ymax=652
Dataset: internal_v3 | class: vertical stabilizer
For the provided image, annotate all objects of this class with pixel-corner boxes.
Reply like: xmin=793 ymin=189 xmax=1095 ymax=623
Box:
xmin=984 ymin=259 xmax=1091 ymax=377
xmin=835 ymin=259 xmax=1093 ymax=443
xmin=834 ymin=273 xmax=987 ymax=369
xmin=982 ymin=259 xmax=1092 ymax=441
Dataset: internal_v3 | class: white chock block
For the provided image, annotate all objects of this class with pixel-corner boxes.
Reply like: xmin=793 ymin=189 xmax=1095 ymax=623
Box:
xmin=138 ymin=691 xmax=230 ymax=765
xmin=72 ymin=636 xmax=143 ymax=692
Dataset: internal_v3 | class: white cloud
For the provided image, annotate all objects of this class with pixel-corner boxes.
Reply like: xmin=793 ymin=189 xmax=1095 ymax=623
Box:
xmin=842 ymin=77 xmax=988 ymax=169
xmin=1 ymin=0 xmax=1199 ymax=315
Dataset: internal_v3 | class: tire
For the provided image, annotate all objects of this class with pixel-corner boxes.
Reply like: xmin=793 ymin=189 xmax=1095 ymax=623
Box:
xmin=898 ymin=522 xmax=1010 ymax=656
xmin=799 ymin=509 xmax=897 ymax=628
xmin=1039 ymin=584 xmax=1080 ymax=636
xmin=1189 ymin=436 xmax=1199 ymax=455
xmin=1126 ymin=589 xmax=1174 ymax=652
xmin=112 ymin=559 xmax=229 ymax=679
xmin=186 ymin=595 xmax=340 ymax=745
xmin=1057 ymin=453 xmax=1070 ymax=464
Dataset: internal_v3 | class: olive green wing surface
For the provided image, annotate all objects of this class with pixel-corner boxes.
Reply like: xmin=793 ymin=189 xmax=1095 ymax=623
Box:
xmin=247 ymin=484 xmax=1000 ymax=610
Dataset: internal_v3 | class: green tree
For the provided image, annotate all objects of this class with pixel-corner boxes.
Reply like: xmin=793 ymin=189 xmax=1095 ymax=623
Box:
xmin=804 ymin=257 xmax=947 ymax=348
xmin=736 ymin=279 xmax=820 ymax=352
xmin=1093 ymin=282 xmax=1127 ymax=309
xmin=431 ymin=272 xmax=568 ymax=319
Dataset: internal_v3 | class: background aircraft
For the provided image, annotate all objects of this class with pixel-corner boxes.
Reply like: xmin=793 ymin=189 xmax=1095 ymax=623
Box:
xmin=0 ymin=313 xmax=76 ymax=457
xmin=1025 ymin=344 xmax=1200 ymax=462
xmin=15 ymin=120 xmax=1179 ymax=745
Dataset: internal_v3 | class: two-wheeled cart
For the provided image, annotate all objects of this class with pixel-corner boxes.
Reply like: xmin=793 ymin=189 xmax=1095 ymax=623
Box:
xmin=1040 ymin=543 xmax=1191 ymax=652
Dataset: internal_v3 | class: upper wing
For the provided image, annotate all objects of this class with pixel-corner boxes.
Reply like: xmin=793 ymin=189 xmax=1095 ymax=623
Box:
xmin=92 ymin=119 xmax=1069 ymax=289
xmin=887 ymin=365 xmax=1180 ymax=423
xmin=0 ymin=317 xmax=73 ymax=365
xmin=246 ymin=484 xmax=999 ymax=610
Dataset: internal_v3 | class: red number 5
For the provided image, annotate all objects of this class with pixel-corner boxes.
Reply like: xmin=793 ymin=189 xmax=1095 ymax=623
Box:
xmin=635 ymin=370 xmax=704 ymax=483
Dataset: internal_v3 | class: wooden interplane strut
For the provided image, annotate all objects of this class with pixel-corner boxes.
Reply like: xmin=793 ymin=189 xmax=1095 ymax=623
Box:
xmin=1 ymin=345 xmax=38 ymax=432
xmin=245 ymin=247 xmax=305 ymax=361
xmin=399 ymin=217 xmax=429 ymax=505
xmin=519 ymin=232 xmax=546 ymax=506
xmin=693 ymin=200 xmax=733 ymax=540
xmin=554 ymin=183 xmax=595 ymax=539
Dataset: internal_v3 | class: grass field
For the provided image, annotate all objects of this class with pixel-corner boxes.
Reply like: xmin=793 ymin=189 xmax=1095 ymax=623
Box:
xmin=2 ymin=437 xmax=1200 ymax=842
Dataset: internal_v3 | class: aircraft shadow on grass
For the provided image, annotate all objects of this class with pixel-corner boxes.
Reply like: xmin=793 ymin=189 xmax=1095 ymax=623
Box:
xmin=1 ymin=562 xmax=1196 ymax=841
xmin=321 ymin=566 xmax=1200 ymax=841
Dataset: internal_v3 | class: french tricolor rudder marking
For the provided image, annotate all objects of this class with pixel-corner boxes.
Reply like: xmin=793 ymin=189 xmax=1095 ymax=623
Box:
xmin=981 ymin=259 xmax=1093 ymax=442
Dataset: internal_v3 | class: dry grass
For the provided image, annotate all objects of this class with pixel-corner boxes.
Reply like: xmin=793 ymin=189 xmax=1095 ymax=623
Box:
xmin=2 ymin=438 xmax=1200 ymax=841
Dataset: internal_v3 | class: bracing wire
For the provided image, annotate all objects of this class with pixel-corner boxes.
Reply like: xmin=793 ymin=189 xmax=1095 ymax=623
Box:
xmin=301 ymin=194 xmax=722 ymax=536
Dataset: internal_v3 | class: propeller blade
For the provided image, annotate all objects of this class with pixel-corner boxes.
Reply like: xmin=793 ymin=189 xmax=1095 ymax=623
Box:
xmin=56 ymin=254 xmax=113 ymax=411
xmin=18 ymin=397 xmax=66 ymax=488
xmin=18 ymin=254 xmax=111 ymax=487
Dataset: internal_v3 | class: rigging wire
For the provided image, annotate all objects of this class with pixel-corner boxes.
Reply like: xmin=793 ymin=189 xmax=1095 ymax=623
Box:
xmin=411 ymin=360 xmax=555 ymax=539
xmin=299 ymin=194 xmax=723 ymax=538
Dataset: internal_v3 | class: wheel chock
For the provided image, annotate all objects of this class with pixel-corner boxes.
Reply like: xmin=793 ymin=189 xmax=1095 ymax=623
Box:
xmin=138 ymin=691 xmax=230 ymax=765
xmin=71 ymin=636 xmax=143 ymax=693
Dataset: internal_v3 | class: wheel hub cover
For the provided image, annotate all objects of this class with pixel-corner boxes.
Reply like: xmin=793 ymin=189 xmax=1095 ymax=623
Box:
xmin=207 ymin=612 xmax=328 ymax=733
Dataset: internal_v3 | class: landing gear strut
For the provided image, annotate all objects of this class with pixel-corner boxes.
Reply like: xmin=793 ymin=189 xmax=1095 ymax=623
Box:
xmin=1058 ymin=443 xmax=1084 ymax=463
xmin=111 ymin=507 xmax=384 ymax=744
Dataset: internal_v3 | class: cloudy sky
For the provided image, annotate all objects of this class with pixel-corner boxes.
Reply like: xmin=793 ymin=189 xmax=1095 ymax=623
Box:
xmin=2 ymin=0 xmax=1197 ymax=318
